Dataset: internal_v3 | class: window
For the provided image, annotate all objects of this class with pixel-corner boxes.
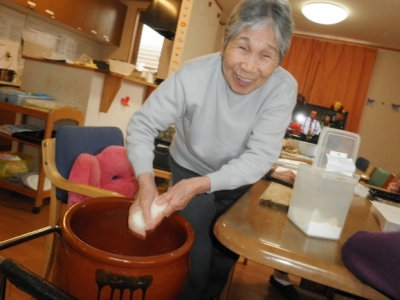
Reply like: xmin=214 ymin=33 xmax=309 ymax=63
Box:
xmin=135 ymin=25 xmax=164 ymax=71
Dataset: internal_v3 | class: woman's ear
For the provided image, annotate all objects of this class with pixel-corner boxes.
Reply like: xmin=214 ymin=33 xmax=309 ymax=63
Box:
xmin=220 ymin=35 xmax=227 ymax=57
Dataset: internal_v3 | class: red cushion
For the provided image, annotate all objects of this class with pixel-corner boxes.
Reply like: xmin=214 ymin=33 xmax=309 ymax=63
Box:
xmin=68 ymin=146 xmax=138 ymax=207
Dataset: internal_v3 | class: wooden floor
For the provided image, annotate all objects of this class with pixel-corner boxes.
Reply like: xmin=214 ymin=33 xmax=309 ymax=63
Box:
xmin=0 ymin=188 xmax=319 ymax=300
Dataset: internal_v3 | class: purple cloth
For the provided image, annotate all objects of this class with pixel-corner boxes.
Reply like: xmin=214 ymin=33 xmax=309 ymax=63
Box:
xmin=341 ymin=230 xmax=400 ymax=299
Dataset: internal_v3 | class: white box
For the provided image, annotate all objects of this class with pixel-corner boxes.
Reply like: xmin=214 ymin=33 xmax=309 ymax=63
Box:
xmin=370 ymin=201 xmax=400 ymax=232
xmin=288 ymin=163 xmax=360 ymax=240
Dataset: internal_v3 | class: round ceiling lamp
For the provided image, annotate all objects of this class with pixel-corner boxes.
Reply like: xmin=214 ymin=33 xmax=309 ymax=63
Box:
xmin=302 ymin=2 xmax=348 ymax=25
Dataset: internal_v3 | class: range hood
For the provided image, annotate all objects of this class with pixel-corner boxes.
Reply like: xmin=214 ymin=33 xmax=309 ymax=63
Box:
xmin=140 ymin=0 xmax=182 ymax=40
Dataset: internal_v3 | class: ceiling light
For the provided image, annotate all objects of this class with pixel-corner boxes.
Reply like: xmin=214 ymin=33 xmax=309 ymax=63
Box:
xmin=302 ymin=2 xmax=348 ymax=25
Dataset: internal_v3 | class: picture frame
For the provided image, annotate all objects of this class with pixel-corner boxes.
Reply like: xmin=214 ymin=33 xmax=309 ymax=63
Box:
xmin=286 ymin=102 xmax=348 ymax=143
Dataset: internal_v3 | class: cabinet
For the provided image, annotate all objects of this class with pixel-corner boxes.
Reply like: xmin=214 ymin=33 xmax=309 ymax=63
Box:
xmin=0 ymin=110 xmax=14 ymax=150
xmin=40 ymin=0 xmax=76 ymax=26
xmin=96 ymin=0 xmax=127 ymax=45
xmin=72 ymin=0 xmax=100 ymax=37
xmin=9 ymin=0 xmax=127 ymax=46
xmin=0 ymin=83 xmax=19 ymax=151
xmin=73 ymin=0 xmax=127 ymax=45
xmin=0 ymin=101 xmax=84 ymax=213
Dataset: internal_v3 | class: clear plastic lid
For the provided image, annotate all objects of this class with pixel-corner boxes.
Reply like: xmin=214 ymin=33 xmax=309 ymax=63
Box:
xmin=312 ymin=127 xmax=360 ymax=171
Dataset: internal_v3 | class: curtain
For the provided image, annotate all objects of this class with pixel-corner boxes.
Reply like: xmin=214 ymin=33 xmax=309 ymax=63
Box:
xmin=281 ymin=36 xmax=378 ymax=133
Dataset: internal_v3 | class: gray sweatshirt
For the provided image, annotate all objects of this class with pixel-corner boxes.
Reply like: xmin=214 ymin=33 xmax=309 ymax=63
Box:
xmin=126 ymin=53 xmax=297 ymax=192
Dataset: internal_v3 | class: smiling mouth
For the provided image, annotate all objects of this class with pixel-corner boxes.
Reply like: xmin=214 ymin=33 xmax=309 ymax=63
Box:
xmin=236 ymin=74 xmax=254 ymax=85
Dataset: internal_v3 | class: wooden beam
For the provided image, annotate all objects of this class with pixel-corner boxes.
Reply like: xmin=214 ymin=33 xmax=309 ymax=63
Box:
xmin=100 ymin=74 xmax=122 ymax=113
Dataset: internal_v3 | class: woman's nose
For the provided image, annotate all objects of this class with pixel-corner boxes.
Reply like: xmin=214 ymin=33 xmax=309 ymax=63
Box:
xmin=240 ymin=55 xmax=258 ymax=73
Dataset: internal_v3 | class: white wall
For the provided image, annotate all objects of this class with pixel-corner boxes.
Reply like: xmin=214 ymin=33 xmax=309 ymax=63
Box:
xmin=213 ymin=23 xmax=225 ymax=52
xmin=180 ymin=0 xmax=222 ymax=63
xmin=357 ymin=49 xmax=400 ymax=174
xmin=84 ymin=74 xmax=144 ymax=134
xmin=167 ymin=0 xmax=222 ymax=75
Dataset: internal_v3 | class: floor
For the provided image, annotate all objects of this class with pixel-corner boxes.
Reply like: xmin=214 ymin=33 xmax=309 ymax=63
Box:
xmin=0 ymin=187 xmax=324 ymax=300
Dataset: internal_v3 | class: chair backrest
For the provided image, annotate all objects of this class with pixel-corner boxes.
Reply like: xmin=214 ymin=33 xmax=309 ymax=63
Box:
xmin=367 ymin=168 xmax=394 ymax=188
xmin=355 ymin=157 xmax=370 ymax=172
xmin=55 ymin=126 xmax=124 ymax=202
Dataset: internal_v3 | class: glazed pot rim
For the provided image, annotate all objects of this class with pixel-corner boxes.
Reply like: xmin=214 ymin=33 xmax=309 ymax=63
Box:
xmin=61 ymin=197 xmax=195 ymax=268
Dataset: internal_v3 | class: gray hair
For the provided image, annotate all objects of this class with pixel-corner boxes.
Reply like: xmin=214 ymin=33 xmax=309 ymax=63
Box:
xmin=223 ymin=0 xmax=294 ymax=63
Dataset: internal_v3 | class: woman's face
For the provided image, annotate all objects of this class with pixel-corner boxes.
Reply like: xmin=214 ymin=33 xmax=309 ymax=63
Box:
xmin=324 ymin=116 xmax=331 ymax=123
xmin=221 ymin=26 xmax=279 ymax=95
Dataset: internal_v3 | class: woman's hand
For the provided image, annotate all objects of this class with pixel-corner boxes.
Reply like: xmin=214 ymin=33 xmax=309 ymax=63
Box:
xmin=127 ymin=172 xmax=159 ymax=237
xmin=160 ymin=176 xmax=211 ymax=218
xmin=270 ymin=169 xmax=296 ymax=185
xmin=128 ymin=174 xmax=211 ymax=237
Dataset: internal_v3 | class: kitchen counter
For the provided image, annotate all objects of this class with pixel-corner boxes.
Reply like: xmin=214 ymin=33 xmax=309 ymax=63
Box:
xmin=23 ymin=57 xmax=158 ymax=113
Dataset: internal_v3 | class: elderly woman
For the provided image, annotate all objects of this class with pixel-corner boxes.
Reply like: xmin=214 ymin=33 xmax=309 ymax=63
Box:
xmin=126 ymin=0 xmax=296 ymax=299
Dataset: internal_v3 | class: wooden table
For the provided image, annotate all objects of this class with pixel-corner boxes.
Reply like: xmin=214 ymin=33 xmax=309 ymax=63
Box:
xmin=214 ymin=180 xmax=388 ymax=299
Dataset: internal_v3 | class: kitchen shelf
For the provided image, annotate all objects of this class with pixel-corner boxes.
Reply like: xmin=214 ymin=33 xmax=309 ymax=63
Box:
xmin=0 ymin=101 xmax=84 ymax=213
xmin=0 ymin=80 xmax=20 ymax=87
xmin=22 ymin=57 xmax=158 ymax=113
xmin=101 ymin=73 xmax=157 ymax=112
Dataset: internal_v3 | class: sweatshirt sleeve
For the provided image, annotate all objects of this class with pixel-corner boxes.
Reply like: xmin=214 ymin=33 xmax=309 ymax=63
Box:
xmin=125 ymin=73 xmax=184 ymax=177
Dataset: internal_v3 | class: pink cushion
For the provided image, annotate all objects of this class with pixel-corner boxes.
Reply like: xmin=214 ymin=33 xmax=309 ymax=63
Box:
xmin=68 ymin=146 xmax=138 ymax=207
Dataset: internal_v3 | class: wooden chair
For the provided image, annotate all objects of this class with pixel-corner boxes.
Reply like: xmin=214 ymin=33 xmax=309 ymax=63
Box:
xmin=355 ymin=157 xmax=370 ymax=172
xmin=364 ymin=165 xmax=376 ymax=178
xmin=41 ymin=126 xmax=127 ymax=280
xmin=355 ymin=157 xmax=373 ymax=181
xmin=366 ymin=167 xmax=395 ymax=189
xmin=41 ymin=125 xmax=173 ymax=279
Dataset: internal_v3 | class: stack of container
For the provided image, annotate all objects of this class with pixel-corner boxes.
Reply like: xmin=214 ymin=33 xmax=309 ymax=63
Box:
xmin=288 ymin=127 xmax=361 ymax=240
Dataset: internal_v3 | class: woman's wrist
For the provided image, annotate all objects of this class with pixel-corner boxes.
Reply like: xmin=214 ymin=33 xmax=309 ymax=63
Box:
xmin=265 ymin=167 xmax=276 ymax=178
xmin=194 ymin=176 xmax=211 ymax=194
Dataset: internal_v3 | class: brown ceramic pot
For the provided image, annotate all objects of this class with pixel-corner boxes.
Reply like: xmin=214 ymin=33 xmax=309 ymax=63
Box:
xmin=53 ymin=197 xmax=194 ymax=300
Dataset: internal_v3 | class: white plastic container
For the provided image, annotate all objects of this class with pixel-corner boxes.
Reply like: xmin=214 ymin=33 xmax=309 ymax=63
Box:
xmin=313 ymin=127 xmax=360 ymax=171
xmin=288 ymin=128 xmax=361 ymax=240
xmin=288 ymin=164 xmax=360 ymax=240
xmin=108 ymin=60 xmax=135 ymax=76
xmin=298 ymin=141 xmax=317 ymax=157
xmin=0 ymin=89 xmax=53 ymax=105
xmin=287 ymin=138 xmax=317 ymax=157
xmin=22 ymin=29 xmax=58 ymax=58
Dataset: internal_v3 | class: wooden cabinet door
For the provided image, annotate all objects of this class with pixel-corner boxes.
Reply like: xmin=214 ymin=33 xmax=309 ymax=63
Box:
xmin=106 ymin=0 xmax=127 ymax=46
xmin=72 ymin=0 xmax=100 ymax=37
xmin=43 ymin=0 xmax=77 ymax=26
xmin=96 ymin=0 xmax=127 ymax=45
xmin=10 ymin=0 xmax=28 ymax=6
xmin=96 ymin=0 xmax=112 ymax=43
xmin=10 ymin=0 xmax=75 ymax=26
xmin=11 ymin=0 xmax=47 ymax=12
xmin=11 ymin=0 xmax=126 ymax=46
